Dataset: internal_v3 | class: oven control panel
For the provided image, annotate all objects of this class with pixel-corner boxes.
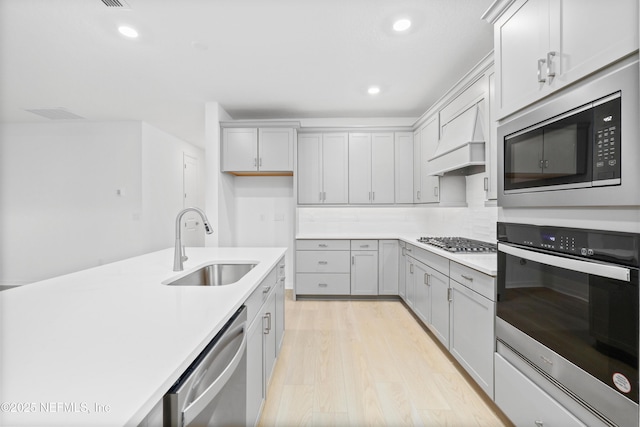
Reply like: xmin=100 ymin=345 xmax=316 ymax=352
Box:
xmin=498 ymin=222 xmax=640 ymax=267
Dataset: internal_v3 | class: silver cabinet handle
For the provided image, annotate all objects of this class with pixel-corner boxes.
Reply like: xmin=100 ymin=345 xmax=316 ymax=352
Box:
xmin=424 ymin=273 xmax=429 ymax=285
xmin=434 ymin=186 xmax=438 ymax=197
xmin=499 ymin=243 xmax=631 ymax=281
xmin=263 ymin=313 xmax=270 ymax=334
xmin=484 ymin=177 xmax=489 ymax=191
xmin=323 ymin=191 xmax=326 ymax=201
xmin=360 ymin=244 xmax=369 ymax=248
xmin=447 ymin=288 xmax=453 ymax=302
xmin=263 ymin=285 xmax=271 ymax=294
xmin=254 ymin=157 xmax=258 ymax=167
xmin=318 ymin=243 xmax=328 ymax=248
xmin=410 ymin=264 xmax=414 ymax=274
xmin=417 ymin=190 xmax=421 ymax=200
xmin=318 ymin=283 xmax=328 ymax=287
xmin=318 ymin=261 xmax=328 ymax=265
xmin=372 ymin=191 xmax=375 ymax=201
xmin=461 ymin=274 xmax=474 ymax=282
xmin=352 ymin=256 xmax=355 ymax=265
xmin=537 ymin=58 xmax=547 ymax=83
xmin=259 ymin=157 xmax=262 ymax=167
xmin=534 ymin=421 xmax=543 ymax=427
xmin=546 ymin=51 xmax=556 ymax=79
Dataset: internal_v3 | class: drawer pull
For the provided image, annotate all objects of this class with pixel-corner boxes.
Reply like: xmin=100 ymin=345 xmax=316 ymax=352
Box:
xmin=534 ymin=421 xmax=544 ymax=427
xmin=318 ymin=283 xmax=328 ymax=287
xmin=360 ymin=244 xmax=369 ymax=248
xmin=318 ymin=243 xmax=328 ymax=248
xmin=410 ymin=264 xmax=414 ymax=274
xmin=461 ymin=274 xmax=474 ymax=282
xmin=318 ymin=261 xmax=328 ymax=265
xmin=447 ymin=288 xmax=453 ymax=302
xmin=424 ymin=273 xmax=429 ymax=285
xmin=263 ymin=285 xmax=271 ymax=294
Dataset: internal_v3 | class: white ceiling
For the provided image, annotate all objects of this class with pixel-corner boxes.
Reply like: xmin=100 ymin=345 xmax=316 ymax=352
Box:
xmin=0 ymin=0 xmax=495 ymax=147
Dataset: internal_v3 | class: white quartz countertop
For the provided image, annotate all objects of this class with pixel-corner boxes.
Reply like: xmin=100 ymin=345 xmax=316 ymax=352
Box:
xmin=296 ymin=234 xmax=497 ymax=276
xmin=0 ymin=247 xmax=286 ymax=427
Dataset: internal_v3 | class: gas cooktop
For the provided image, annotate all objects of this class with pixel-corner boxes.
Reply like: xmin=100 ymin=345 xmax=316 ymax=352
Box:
xmin=417 ymin=237 xmax=497 ymax=253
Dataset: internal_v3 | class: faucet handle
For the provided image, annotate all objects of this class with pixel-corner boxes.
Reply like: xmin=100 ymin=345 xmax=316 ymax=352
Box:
xmin=181 ymin=245 xmax=188 ymax=262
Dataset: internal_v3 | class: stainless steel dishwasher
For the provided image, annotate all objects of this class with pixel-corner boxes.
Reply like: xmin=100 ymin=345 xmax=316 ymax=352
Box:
xmin=164 ymin=306 xmax=247 ymax=427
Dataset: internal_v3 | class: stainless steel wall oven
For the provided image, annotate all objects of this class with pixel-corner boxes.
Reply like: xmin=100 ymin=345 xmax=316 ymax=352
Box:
xmin=497 ymin=222 xmax=639 ymax=427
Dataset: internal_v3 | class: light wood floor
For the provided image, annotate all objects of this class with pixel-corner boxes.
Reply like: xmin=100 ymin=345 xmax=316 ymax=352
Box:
xmin=258 ymin=293 xmax=513 ymax=426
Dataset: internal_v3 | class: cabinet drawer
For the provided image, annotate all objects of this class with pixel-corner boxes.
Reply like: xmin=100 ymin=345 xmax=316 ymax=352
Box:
xmin=296 ymin=273 xmax=350 ymax=295
xmin=406 ymin=244 xmax=449 ymax=275
xmin=350 ymin=240 xmax=378 ymax=251
xmin=296 ymin=250 xmax=350 ymax=273
xmin=296 ymin=239 xmax=350 ymax=251
xmin=450 ymin=262 xmax=495 ymax=301
xmin=245 ymin=268 xmax=277 ymax=323
xmin=495 ymin=354 xmax=586 ymax=427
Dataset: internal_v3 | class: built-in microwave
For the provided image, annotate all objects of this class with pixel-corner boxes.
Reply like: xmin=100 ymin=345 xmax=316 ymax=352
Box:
xmin=497 ymin=56 xmax=639 ymax=208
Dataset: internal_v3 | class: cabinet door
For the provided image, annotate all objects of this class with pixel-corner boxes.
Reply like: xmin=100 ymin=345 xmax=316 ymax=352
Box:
xmin=413 ymin=129 xmax=422 ymax=203
xmin=556 ymin=0 xmax=638 ymax=88
xmin=398 ymin=244 xmax=407 ymax=299
xmin=395 ymin=132 xmax=414 ymax=204
xmin=428 ymin=268 xmax=450 ymax=349
xmin=450 ymin=280 xmax=495 ymax=397
xmin=246 ymin=314 xmax=265 ymax=427
xmin=222 ymin=128 xmax=258 ymax=171
xmin=275 ymin=276 xmax=285 ymax=352
xmin=322 ymin=133 xmax=349 ymax=204
xmin=419 ymin=116 xmax=440 ymax=203
xmin=495 ymin=0 xmax=550 ymax=118
xmin=378 ymin=240 xmax=399 ymax=295
xmin=297 ymin=133 xmax=322 ymax=204
xmin=412 ymin=261 xmax=431 ymax=324
xmin=258 ymin=128 xmax=293 ymax=171
xmin=348 ymin=133 xmax=372 ymax=204
xmin=351 ymin=251 xmax=379 ymax=295
xmin=263 ymin=290 xmax=277 ymax=390
xmin=405 ymin=260 xmax=415 ymax=308
xmin=371 ymin=133 xmax=395 ymax=204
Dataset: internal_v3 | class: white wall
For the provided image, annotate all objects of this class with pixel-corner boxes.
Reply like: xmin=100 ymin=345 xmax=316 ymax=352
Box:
xmin=234 ymin=176 xmax=295 ymax=287
xmin=141 ymin=123 xmax=205 ymax=252
xmin=0 ymin=121 xmax=204 ymax=285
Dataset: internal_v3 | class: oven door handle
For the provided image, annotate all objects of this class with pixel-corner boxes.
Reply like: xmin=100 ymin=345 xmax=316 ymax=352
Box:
xmin=498 ymin=243 xmax=631 ymax=282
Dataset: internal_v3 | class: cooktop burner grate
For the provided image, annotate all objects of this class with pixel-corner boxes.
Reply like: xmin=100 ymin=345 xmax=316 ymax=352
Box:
xmin=417 ymin=237 xmax=497 ymax=253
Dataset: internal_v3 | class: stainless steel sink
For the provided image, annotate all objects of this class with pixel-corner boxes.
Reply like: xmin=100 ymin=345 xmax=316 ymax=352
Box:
xmin=165 ymin=263 xmax=256 ymax=286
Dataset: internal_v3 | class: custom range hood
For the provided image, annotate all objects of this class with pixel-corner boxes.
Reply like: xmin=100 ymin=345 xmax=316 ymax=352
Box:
xmin=427 ymin=103 xmax=486 ymax=176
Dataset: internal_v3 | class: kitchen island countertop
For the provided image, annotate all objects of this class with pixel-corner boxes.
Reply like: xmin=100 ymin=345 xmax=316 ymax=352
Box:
xmin=0 ymin=246 xmax=286 ymax=427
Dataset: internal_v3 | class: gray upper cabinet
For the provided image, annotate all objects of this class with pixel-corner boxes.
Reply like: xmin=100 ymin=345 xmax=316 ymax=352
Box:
xmin=348 ymin=132 xmax=395 ymax=204
xmin=486 ymin=0 xmax=638 ymax=119
xmin=297 ymin=133 xmax=349 ymax=204
xmin=222 ymin=127 xmax=294 ymax=174
xmin=394 ymin=132 xmax=414 ymax=204
xmin=414 ymin=116 xmax=440 ymax=204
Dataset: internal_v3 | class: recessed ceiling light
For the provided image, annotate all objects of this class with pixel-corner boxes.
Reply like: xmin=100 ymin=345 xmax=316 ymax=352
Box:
xmin=367 ymin=86 xmax=381 ymax=95
xmin=118 ymin=25 xmax=139 ymax=38
xmin=393 ymin=19 xmax=412 ymax=32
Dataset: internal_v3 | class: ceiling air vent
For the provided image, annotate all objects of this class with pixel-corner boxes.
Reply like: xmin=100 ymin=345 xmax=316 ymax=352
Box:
xmin=25 ymin=108 xmax=86 ymax=120
xmin=100 ymin=0 xmax=131 ymax=8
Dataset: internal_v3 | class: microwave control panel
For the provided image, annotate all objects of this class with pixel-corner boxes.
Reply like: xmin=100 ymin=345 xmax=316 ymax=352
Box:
xmin=593 ymin=96 xmax=621 ymax=182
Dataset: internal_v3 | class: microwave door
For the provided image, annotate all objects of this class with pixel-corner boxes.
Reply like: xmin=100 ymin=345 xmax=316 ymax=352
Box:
xmin=542 ymin=126 xmax=579 ymax=177
xmin=505 ymin=129 xmax=544 ymax=189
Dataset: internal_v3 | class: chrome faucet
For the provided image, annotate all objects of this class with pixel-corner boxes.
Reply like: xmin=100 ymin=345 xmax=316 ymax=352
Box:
xmin=174 ymin=207 xmax=214 ymax=271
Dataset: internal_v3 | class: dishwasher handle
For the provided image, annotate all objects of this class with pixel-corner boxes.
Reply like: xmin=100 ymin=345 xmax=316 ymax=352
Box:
xmin=181 ymin=322 xmax=247 ymax=426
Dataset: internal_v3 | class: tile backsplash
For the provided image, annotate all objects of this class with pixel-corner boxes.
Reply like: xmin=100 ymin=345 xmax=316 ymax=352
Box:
xmin=297 ymin=174 xmax=499 ymax=242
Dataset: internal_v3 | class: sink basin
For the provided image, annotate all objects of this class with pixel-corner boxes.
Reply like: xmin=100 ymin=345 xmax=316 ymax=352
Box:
xmin=166 ymin=263 xmax=256 ymax=286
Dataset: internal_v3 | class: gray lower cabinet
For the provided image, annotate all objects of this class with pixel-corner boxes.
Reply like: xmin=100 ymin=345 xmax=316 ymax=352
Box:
xmin=246 ymin=259 xmax=285 ymax=427
xmin=412 ymin=260 xmax=430 ymax=323
xmin=351 ymin=247 xmax=379 ymax=295
xmin=427 ymin=267 xmax=450 ymax=349
xmin=379 ymin=240 xmax=399 ymax=295
xmin=404 ymin=258 xmax=415 ymax=309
